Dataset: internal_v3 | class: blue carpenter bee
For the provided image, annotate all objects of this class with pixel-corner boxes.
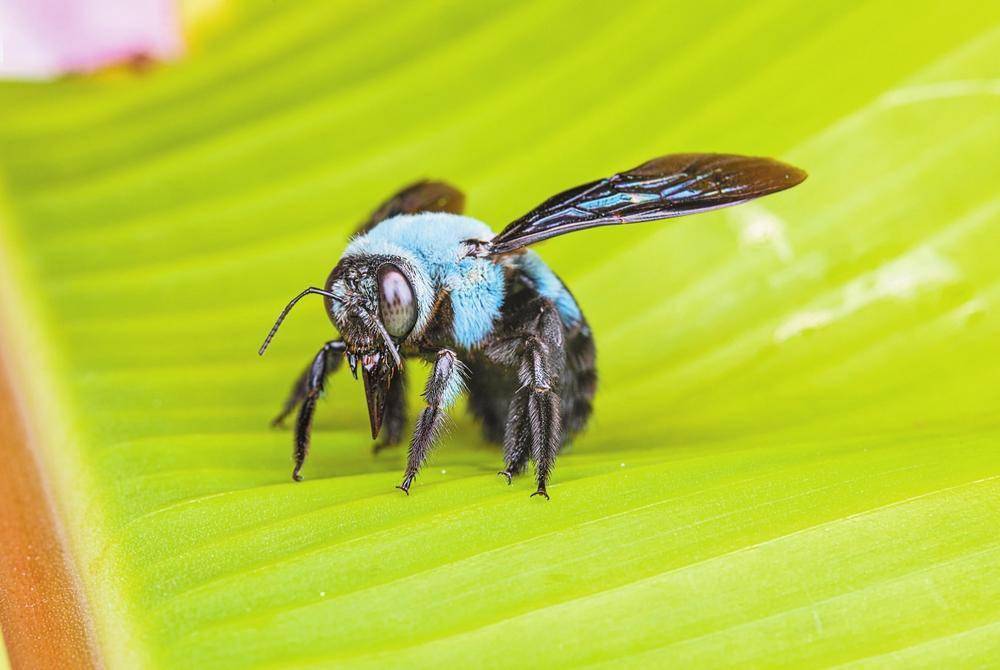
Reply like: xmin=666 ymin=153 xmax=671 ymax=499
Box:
xmin=259 ymin=153 xmax=806 ymax=498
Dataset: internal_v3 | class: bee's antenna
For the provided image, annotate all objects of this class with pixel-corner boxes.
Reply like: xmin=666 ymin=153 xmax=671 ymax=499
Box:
xmin=259 ymin=287 xmax=340 ymax=356
xmin=371 ymin=317 xmax=402 ymax=368
xmin=356 ymin=308 xmax=402 ymax=368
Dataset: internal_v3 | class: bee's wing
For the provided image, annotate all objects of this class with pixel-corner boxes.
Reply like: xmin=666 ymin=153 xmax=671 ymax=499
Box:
xmin=487 ymin=154 xmax=806 ymax=255
xmin=355 ymin=180 xmax=465 ymax=235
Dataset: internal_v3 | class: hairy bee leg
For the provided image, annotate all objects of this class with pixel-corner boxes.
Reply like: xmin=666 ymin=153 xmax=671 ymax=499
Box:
xmin=397 ymin=349 xmax=464 ymax=494
xmin=498 ymin=390 xmax=531 ymax=483
xmin=290 ymin=340 xmax=346 ymax=481
xmin=293 ymin=394 xmax=319 ymax=482
xmin=521 ymin=336 xmax=562 ymax=499
xmin=272 ymin=340 xmax=346 ymax=427
xmin=373 ymin=367 xmax=408 ymax=454
xmin=487 ymin=299 xmax=565 ymax=497
xmin=271 ymin=366 xmax=311 ymax=428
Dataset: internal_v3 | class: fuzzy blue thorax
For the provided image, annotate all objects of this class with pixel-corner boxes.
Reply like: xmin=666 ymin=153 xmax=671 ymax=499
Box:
xmin=344 ymin=213 xmax=583 ymax=349
xmin=344 ymin=213 xmax=505 ymax=349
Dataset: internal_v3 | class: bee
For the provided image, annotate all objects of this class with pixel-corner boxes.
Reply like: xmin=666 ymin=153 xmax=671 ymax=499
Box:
xmin=259 ymin=153 xmax=806 ymax=498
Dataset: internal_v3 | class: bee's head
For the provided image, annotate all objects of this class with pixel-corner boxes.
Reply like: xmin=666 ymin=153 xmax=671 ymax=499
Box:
xmin=259 ymin=253 xmax=424 ymax=440
xmin=324 ymin=253 xmax=421 ymax=358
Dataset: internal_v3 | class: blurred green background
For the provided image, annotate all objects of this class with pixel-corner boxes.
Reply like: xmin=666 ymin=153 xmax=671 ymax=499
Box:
xmin=1 ymin=1 xmax=999 ymax=667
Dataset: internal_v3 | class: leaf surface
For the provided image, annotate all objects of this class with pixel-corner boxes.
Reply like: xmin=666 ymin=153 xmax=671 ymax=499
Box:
xmin=0 ymin=1 xmax=998 ymax=667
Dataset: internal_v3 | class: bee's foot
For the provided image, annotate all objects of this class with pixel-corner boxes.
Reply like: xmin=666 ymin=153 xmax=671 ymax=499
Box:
xmin=396 ymin=474 xmax=415 ymax=495
xmin=497 ymin=470 xmax=513 ymax=485
xmin=270 ymin=416 xmax=287 ymax=429
xmin=530 ymin=488 xmax=550 ymax=500
xmin=292 ymin=469 xmax=303 ymax=482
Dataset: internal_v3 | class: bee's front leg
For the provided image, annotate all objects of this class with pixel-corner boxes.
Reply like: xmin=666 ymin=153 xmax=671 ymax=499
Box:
xmin=283 ymin=340 xmax=346 ymax=481
xmin=396 ymin=349 xmax=465 ymax=494
xmin=271 ymin=340 xmax=346 ymax=428
xmin=372 ymin=366 xmax=408 ymax=454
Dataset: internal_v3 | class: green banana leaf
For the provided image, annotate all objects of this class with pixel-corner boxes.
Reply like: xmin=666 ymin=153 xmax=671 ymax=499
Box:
xmin=1 ymin=1 xmax=998 ymax=667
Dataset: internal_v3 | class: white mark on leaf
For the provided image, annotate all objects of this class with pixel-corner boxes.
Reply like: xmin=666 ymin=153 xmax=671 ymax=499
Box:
xmin=775 ymin=246 xmax=960 ymax=342
xmin=878 ymin=78 xmax=1000 ymax=109
xmin=953 ymin=298 xmax=986 ymax=324
xmin=813 ymin=609 xmax=825 ymax=636
xmin=732 ymin=205 xmax=794 ymax=262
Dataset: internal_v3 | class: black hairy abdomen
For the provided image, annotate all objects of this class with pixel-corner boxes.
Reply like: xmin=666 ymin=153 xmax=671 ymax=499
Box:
xmin=558 ymin=320 xmax=597 ymax=440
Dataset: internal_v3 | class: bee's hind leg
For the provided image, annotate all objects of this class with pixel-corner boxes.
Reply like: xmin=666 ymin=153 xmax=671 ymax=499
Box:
xmin=498 ymin=391 xmax=531 ymax=484
xmin=522 ymin=335 xmax=563 ymax=500
xmin=488 ymin=299 xmax=565 ymax=499
xmin=273 ymin=340 xmax=346 ymax=481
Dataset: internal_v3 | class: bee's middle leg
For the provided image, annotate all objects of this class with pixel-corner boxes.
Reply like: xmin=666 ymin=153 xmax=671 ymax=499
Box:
xmin=466 ymin=359 xmax=514 ymax=445
xmin=397 ymin=349 xmax=465 ymax=494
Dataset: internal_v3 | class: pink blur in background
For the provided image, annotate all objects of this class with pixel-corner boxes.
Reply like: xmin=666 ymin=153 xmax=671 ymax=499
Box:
xmin=0 ymin=0 xmax=183 ymax=79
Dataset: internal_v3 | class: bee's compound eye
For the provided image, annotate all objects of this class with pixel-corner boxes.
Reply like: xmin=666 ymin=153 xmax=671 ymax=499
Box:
xmin=377 ymin=263 xmax=417 ymax=338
